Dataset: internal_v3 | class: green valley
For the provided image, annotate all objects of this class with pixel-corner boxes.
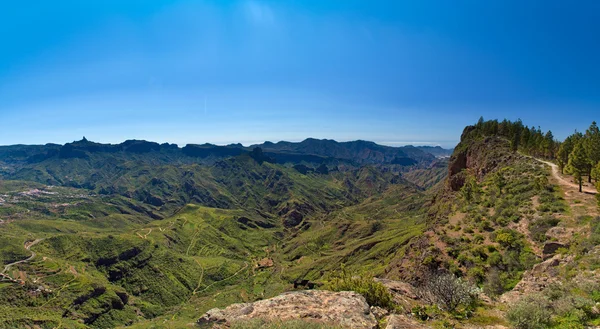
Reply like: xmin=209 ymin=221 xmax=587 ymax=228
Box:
xmin=1 ymin=123 xmax=599 ymax=329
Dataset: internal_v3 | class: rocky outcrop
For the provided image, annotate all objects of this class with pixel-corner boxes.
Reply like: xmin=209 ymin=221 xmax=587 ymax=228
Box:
xmin=197 ymin=290 xmax=378 ymax=328
xmin=501 ymin=254 xmax=573 ymax=304
xmin=374 ymin=278 xmax=419 ymax=310
xmin=447 ymin=136 xmax=515 ymax=191
xmin=545 ymin=226 xmax=575 ymax=245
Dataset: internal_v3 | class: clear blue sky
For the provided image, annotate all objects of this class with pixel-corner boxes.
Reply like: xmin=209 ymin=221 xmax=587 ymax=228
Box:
xmin=1 ymin=0 xmax=599 ymax=148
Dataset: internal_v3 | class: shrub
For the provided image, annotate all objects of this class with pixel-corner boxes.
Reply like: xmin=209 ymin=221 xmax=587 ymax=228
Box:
xmin=506 ymin=295 xmax=552 ymax=329
xmin=529 ymin=216 xmax=560 ymax=242
xmin=411 ymin=305 xmax=430 ymax=321
xmin=473 ymin=234 xmax=485 ymax=244
xmin=493 ymin=229 xmax=524 ymax=250
xmin=419 ymin=273 xmax=479 ymax=313
xmin=326 ymin=266 xmax=395 ymax=310
xmin=471 ymin=245 xmax=488 ymax=262
xmin=479 ymin=220 xmax=493 ymax=232
xmin=483 ymin=269 xmax=504 ymax=297
xmin=468 ymin=266 xmax=485 ymax=284
xmin=487 ymin=252 xmax=503 ymax=266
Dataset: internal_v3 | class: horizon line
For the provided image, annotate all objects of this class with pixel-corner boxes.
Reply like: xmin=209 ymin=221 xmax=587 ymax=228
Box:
xmin=0 ymin=137 xmax=458 ymax=149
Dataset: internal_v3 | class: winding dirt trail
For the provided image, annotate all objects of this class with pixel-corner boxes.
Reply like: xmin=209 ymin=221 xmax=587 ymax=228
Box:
xmin=531 ymin=157 xmax=597 ymax=194
xmin=1 ymin=238 xmax=44 ymax=275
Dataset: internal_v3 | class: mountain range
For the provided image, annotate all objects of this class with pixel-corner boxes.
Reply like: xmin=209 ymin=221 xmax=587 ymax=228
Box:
xmin=0 ymin=124 xmax=598 ymax=329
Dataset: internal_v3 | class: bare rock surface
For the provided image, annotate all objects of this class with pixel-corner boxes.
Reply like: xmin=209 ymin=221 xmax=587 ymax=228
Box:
xmin=384 ymin=314 xmax=431 ymax=328
xmin=374 ymin=278 xmax=418 ymax=299
xmin=545 ymin=226 xmax=574 ymax=244
xmin=197 ymin=290 xmax=377 ymax=328
xmin=374 ymin=278 xmax=419 ymax=310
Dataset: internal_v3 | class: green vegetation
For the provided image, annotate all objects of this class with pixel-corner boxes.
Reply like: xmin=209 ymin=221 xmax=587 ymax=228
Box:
xmin=423 ymin=157 xmax=563 ymax=293
xmin=508 ymin=281 xmax=600 ymax=329
xmin=0 ymin=204 xmax=282 ymax=328
xmin=401 ymin=158 xmax=448 ymax=189
xmin=429 ymin=118 xmax=600 ymax=328
xmin=467 ymin=118 xmax=600 ymax=195
xmin=567 ymin=142 xmax=590 ymax=192
xmin=0 ymin=143 xmax=430 ymax=327
xmin=506 ymin=295 xmax=553 ymax=329
xmin=325 ymin=266 xmax=394 ymax=310
xmin=1 ymin=119 xmax=599 ymax=328
xmin=465 ymin=117 xmax=557 ymax=158
xmin=419 ymin=273 xmax=479 ymax=314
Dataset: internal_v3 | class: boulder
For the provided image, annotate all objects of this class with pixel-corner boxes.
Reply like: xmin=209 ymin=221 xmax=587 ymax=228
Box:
xmin=197 ymin=290 xmax=377 ymax=329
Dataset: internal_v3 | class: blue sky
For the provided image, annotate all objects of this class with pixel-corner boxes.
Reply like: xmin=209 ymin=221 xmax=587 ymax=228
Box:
xmin=1 ymin=0 xmax=599 ymax=148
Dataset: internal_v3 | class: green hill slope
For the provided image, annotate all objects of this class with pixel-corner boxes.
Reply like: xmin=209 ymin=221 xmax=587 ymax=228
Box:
xmin=0 ymin=146 xmax=429 ymax=328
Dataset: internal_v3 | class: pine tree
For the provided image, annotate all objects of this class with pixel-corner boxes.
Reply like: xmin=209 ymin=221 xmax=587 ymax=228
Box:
xmin=498 ymin=119 xmax=509 ymax=137
xmin=543 ymin=130 xmax=554 ymax=158
xmin=595 ymin=163 xmax=600 ymax=205
xmin=592 ymin=162 xmax=600 ymax=183
xmin=557 ymin=142 xmax=569 ymax=174
xmin=477 ymin=116 xmax=485 ymax=128
xmin=509 ymin=122 xmax=522 ymax=152
xmin=567 ymin=141 xmax=590 ymax=193
xmin=585 ymin=121 xmax=600 ymax=182
xmin=520 ymin=126 xmax=530 ymax=153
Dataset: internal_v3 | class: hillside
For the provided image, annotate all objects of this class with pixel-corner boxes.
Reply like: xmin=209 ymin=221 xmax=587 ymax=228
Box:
xmin=414 ymin=146 xmax=454 ymax=158
xmin=0 ymin=137 xmax=433 ymax=328
xmin=1 ymin=125 xmax=599 ymax=329
xmin=381 ymin=121 xmax=600 ymax=328
xmin=253 ymin=138 xmax=438 ymax=165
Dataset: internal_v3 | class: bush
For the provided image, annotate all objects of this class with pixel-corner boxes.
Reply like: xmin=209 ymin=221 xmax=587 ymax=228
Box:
xmin=506 ymin=295 xmax=552 ymax=329
xmin=326 ymin=266 xmax=395 ymax=310
xmin=419 ymin=273 xmax=479 ymax=313
xmin=487 ymin=251 xmax=503 ymax=266
xmin=468 ymin=266 xmax=486 ymax=284
xmin=483 ymin=269 xmax=504 ymax=297
xmin=529 ymin=216 xmax=560 ymax=242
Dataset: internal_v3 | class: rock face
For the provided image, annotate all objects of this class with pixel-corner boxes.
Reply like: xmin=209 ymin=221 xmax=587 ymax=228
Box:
xmin=374 ymin=278 xmax=419 ymax=310
xmin=501 ymin=254 xmax=573 ymax=303
xmin=197 ymin=290 xmax=378 ymax=329
xmin=447 ymin=135 xmax=514 ymax=191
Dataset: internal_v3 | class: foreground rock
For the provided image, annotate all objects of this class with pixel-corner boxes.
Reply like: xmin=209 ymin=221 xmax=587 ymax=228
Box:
xmin=197 ymin=290 xmax=377 ymax=328
xmin=384 ymin=314 xmax=431 ymax=328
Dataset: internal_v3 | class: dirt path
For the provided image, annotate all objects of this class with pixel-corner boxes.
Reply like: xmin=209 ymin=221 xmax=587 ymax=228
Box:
xmin=1 ymin=238 xmax=44 ymax=275
xmin=531 ymin=157 xmax=597 ymax=194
